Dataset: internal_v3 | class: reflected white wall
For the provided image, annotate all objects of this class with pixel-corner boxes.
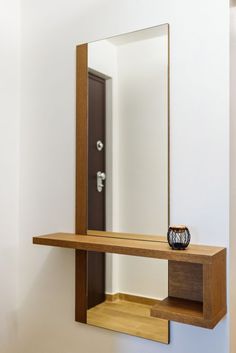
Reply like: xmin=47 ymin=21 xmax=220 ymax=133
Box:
xmin=89 ymin=27 xmax=168 ymax=298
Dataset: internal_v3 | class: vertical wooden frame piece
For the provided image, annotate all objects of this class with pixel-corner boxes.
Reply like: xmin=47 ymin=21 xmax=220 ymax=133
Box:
xmin=203 ymin=249 xmax=227 ymax=321
xmin=75 ymin=44 xmax=88 ymax=323
xmin=76 ymin=43 xmax=88 ymax=234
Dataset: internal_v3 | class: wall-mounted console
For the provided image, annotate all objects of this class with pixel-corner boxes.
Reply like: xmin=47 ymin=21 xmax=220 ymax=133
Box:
xmin=33 ymin=231 xmax=226 ymax=330
xmin=32 ymin=39 xmax=227 ymax=342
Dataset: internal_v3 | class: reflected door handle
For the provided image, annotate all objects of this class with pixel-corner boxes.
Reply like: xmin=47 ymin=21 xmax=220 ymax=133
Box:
xmin=97 ymin=171 xmax=106 ymax=192
xmin=97 ymin=140 xmax=104 ymax=151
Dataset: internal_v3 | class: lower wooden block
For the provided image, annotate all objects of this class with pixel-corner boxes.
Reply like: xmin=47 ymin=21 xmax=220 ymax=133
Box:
xmin=168 ymin=261 xmax=203 ymax=302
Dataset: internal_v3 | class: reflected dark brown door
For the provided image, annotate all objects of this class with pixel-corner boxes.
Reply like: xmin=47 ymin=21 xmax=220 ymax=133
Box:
xmin=87 ymin=72 xmax=106 ymax=309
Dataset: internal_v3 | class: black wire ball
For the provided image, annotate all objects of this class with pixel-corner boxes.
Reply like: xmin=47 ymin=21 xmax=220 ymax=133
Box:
xmin=167 ymin=225 xmax=191 ymax=250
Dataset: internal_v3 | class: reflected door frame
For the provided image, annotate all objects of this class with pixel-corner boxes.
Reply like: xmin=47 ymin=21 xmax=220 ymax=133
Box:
xmin=87 ymin=71 xmax=106 ymax=309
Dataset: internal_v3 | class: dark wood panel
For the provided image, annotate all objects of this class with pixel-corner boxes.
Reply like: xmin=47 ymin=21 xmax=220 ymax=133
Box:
xmin=168 ymin=261 xmax=203 ymax=302
xmin=75 ymin=250 xmax=87 ymax=323
xmin=87 ymin=73 xmax=106 ymax=309
xmin=87 ymin=251 xmax=105 ymax=308
xmin=88 ymin=72 xmax=106 ymax=231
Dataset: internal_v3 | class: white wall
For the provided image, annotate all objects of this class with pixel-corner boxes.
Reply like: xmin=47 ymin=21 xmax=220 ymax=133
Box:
xmin=117 ymin=29 xmax=168 ymax=236
xmin=18 ymin=1 xmax=230 ymax=353
xmin=116 ymin=29 xmax=168 ymax=298
xmin=0 ymin=0 xmax=20 ymax=352
xmin=230 ymin=3 xmax=236 ymax=353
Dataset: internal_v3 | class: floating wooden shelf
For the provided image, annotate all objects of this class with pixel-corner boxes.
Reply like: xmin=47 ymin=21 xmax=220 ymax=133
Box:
xmin=33 ymin=231 xmax=227 ymax=329
xmin=33 ymin=232 xmax=225 ymax=264
xmin=151 ymin=254 xmax=227 ymax=328
xmin=151 ymin=297 xmax=204 ymax=325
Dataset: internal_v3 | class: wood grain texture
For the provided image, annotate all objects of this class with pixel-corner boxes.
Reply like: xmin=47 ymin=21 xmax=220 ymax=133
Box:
xmin=75 ymin=250 xmax=87 ymax=323
xmin=151 ymin=297 xmax=205 ymax=327
xmin=150 ymin=296 xmax=226 ymax=329
xmin=75 ymin=44 xmax=88 ymax=324
xmin=87 ymin=298 xmax=169 ymax=344
xmin=33 ymin=231 xmax=227 ymax=327
xmin=106 ymin=292 xmax=160 ymax=306
xmin=75 ymin=44 xmax=88 ymax=235
xmin=151 ymin=249 xmax=227 ymax=329
xmin=168 ymin=261 xmax=203 ymax=302
xmin=87 ymin=230 xmax=167 ymax=243
xmin=203 ymin=249 xmax=227 ymax=320
xmin=33 ymin=233 xmax=225 ymax=264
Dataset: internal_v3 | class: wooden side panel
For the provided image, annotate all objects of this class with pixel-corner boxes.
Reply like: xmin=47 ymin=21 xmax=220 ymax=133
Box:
xmin=75 ymin=250 xmax=87 ymax=323
xmin=168 ymin=261 xmax=203 ymax=302
xmin=76 ymin=44 xmax=88 ymax=234
xmin=203 ymin=249 xmax=227 ymax=320
xmin=75 ymin=44 xmax=88 ymax=323
xmin=151 ymin=297 xmax=204 ymax=327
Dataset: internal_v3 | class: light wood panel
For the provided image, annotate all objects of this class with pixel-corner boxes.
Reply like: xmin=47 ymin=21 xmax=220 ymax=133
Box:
xmin=106 ymin=292 xmax=160 ymax=306
xmin=75 ymin=44 xmax=88 ymax=235
xmin=75 ymin=44 xmax=88 ymax=323
xmin=33 ymin=232 xmax=225 ymax=264
xmin=87 ymin=230 xmax=167 ymax=243
xmin=87 ymin=298 xmax=169 ymax=343
xmin=151 ymin=249 xmax=227 ymax=328
xmin=151 ymin=297 xmax=204 ymax=326
xmin=203 ymin=248 xmax=227 ymax=320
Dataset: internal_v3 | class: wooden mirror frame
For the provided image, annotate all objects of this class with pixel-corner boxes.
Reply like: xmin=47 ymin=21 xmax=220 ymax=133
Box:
xmin=32 ymin=24 xmax=226 ymax=339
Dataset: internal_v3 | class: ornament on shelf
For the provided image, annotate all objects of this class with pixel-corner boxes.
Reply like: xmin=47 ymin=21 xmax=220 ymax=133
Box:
xmin=167 ymin=225 xmax=191 ymax=250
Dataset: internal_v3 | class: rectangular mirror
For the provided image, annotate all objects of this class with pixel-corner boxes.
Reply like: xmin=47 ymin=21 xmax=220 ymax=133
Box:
xmin=78 ymin=23 xmax=170 ymax=343
xmin=87 ymin=24 xmax=169 ymax=236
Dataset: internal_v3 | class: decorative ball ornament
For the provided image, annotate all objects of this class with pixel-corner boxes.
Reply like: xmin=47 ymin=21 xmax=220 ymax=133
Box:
xmin=167 ymin=225 xmax=191 ymax=250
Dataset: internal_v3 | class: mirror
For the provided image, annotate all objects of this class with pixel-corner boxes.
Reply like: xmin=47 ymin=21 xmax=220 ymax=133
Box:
xmin=86 ymin=23 xmax=169 ymax=343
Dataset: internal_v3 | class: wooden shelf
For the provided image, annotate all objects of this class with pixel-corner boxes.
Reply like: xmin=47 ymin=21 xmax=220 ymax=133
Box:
xmin=33 ymin=231 xmax=227 ymax=329
xmin=33 ymin=232 xmax=225 ymax=264
xmin=151 ymin=297 xmax=204 ymax=327
xmin=151 ymin=296 xmax=226 ymax=329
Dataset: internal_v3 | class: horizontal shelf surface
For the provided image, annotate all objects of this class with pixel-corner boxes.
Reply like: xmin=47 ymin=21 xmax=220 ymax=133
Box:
xmin=151 ymin=297 xmax=205 ymax=327
xmin=33 ymin=232 xmax=225 ymax=264
xmin=87 ymin=230 xmax=167 ymax=243
xmin=151 ymin=297 xmax=203 ymax=318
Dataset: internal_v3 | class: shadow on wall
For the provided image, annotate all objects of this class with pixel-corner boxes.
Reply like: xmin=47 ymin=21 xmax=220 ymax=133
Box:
xmin=17 ymin=247 xmax=117 ymax=353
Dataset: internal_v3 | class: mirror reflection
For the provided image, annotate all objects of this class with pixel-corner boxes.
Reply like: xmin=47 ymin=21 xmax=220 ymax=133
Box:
xmin=87 ymin=24 xmax=169 ymax=343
